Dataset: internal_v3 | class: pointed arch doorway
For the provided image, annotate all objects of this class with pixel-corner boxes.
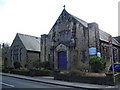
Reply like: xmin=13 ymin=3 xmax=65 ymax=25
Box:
xmin=58 ymin=51 xmax=67 ymax=70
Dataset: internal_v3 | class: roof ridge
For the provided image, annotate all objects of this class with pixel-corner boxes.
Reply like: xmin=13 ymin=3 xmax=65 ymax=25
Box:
xmin=17 ymin=33 xmax=40 ymax=39
xmin=17 ymin=33 xmax=40 ymax=52
xmin=71 ymin=14 xmax=88 ymax=23
xmin=99 ymin=29 xmax=120 ymax=46
xmin=68 ymin=12 xmax=88 ymax=27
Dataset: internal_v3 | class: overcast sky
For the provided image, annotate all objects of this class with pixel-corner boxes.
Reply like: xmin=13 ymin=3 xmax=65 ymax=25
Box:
xmin=0 ymin=0 xmax=119 ymax=45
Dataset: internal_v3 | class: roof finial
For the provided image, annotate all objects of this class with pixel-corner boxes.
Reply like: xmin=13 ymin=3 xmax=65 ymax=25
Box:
xmin=63 ymin=5 xmax=66 ymax=9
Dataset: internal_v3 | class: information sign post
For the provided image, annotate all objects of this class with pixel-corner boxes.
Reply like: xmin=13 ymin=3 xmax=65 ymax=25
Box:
xmin=108 ymin=35 xmax=115 ymax=84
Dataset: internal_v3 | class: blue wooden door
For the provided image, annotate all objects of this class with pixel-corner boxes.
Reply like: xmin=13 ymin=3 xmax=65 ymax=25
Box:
xmin=58 ymin=51 xmax=67 ymax=70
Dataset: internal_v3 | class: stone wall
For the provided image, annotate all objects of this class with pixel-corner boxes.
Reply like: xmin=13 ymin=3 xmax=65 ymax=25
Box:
xmin=41 ymin=34 xmax=48 ymax=62
xmin=88 ymin=23 xmax=100 ymax=51
xmin=54 ymin=72 xmax=117 ymax=86
xmin=75 ymin=22 xmax=89 ymax=70
xmin=9 ymin=34 xmax=27 ymax=68
xmin=27 ymin=51 xmax=40 ymax=69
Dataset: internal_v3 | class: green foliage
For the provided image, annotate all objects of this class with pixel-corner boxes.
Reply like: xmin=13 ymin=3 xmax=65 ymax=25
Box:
xmin=32 ymin=60 xmax=40 ymax=68
xmin=14 ymin=61 xmax=21 ymax=69
xmin=39 ymin=61 xmax=50 ymax=69
xmin=89 ymin=56 xmax=106 ymax=73
xmin=31 ymin=67 xmax=49 ymax=71
xmin=32 ymin=60 xmax=50 ymax=70
xmin=19 ymin=67 xmax=29 ymax=71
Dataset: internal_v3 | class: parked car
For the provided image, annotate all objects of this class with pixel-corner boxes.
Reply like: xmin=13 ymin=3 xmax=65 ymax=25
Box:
xmin=109 ymin=63 xmax=120 ymax=72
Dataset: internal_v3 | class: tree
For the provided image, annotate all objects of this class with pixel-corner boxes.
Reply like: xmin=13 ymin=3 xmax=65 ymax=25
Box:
xmin=2 ymin=43 xmax=10 ymax=68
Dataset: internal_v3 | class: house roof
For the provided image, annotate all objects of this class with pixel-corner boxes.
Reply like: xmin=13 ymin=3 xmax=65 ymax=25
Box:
xmin=64 ymin=9 xmax=88 ymax=28
xmin=99 ymin=30 xmax=120 ymax=46
xmin=114 ymin=36 xmax=120 ymax=43
xmin=17 ymin=33 xmax=40 ymax=52
xmin=70 ymin=14 xmax=88 ymax=28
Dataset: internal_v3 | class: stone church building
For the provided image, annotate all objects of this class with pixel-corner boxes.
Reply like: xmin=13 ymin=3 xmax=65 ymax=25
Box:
xmin=8 ymin=33 xmax=40 ymax=69
xmin=41 ymin=9 xmax=120 ymax=71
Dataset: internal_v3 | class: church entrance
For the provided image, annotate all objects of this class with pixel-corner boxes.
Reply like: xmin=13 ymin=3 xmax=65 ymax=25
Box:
xmin=58 ymin=51 xmax=67 ymax=70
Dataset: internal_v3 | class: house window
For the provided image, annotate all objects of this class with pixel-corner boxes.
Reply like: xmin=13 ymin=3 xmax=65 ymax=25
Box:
xmin=13 ymin=45 xmax=19 ymax=61
xmin=59 ymin=30 xmax=71 ymax=42
xmin=81 ymin=50 xmax=86 ymax=63
xmin=20 ymin=48 xmax=22 ymax=61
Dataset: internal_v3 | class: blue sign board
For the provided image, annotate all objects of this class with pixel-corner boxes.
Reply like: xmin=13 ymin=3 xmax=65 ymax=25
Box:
xmin=89 ymin=47 xmax=96 ymax=55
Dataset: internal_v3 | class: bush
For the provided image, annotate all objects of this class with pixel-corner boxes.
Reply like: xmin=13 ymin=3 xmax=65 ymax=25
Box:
xmin=39 ymin=61 xmax=50 ymax=69
xmin=14 ymin=61 xmax=21 ymax=69
xmin=2 ymin=67 xmax=14 ymax=73
xmin=32 ymin=60 xmax=40 ymax=68
xmin=30 ymin=70 xmax=50 ymax=77
xmin=20 ymin=67 xmax=29 ymax=71
xmin=11 ymin=70 xmax=30 ymax=76
xmin=89 ymin=56 xmax=106 ymax=73
xmin=32 ymin=60 xmax=50 ymax=69
xmin=30 ymin=67 xmax=49 ymax=71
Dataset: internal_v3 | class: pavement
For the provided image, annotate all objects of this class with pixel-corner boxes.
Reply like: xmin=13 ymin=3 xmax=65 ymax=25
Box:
xmin=1 ymin=72 xmax=119 ymax=90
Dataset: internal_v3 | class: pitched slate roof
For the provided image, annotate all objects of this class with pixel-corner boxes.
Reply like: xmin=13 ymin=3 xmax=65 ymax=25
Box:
xmin=114 ymin=36 xmax=120 ymax=43
xmin=64 ymin=9 xmax=88 ymax=28
xmin=99 ymin=30 xmax=120 ymax=46
xmin=17 ymin=33 xmax=40 ymax=52
xmin=71 ymin=15 xmax=88 ymax=27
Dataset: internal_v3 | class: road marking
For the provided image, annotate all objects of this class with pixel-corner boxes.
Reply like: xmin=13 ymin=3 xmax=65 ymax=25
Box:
xmin=0 ymin=82 xmax=15 ymax=87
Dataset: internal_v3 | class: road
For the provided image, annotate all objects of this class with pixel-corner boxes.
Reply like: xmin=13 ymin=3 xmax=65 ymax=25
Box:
xmin=1 ymin=75 xmax=71 ymax=89
xmin=1 ymin=75 xmax=86 ymax=90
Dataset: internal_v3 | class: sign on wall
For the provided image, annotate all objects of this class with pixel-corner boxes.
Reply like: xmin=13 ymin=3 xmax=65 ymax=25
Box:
xmin=89 ymin=47 xmax=96 ymax=55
